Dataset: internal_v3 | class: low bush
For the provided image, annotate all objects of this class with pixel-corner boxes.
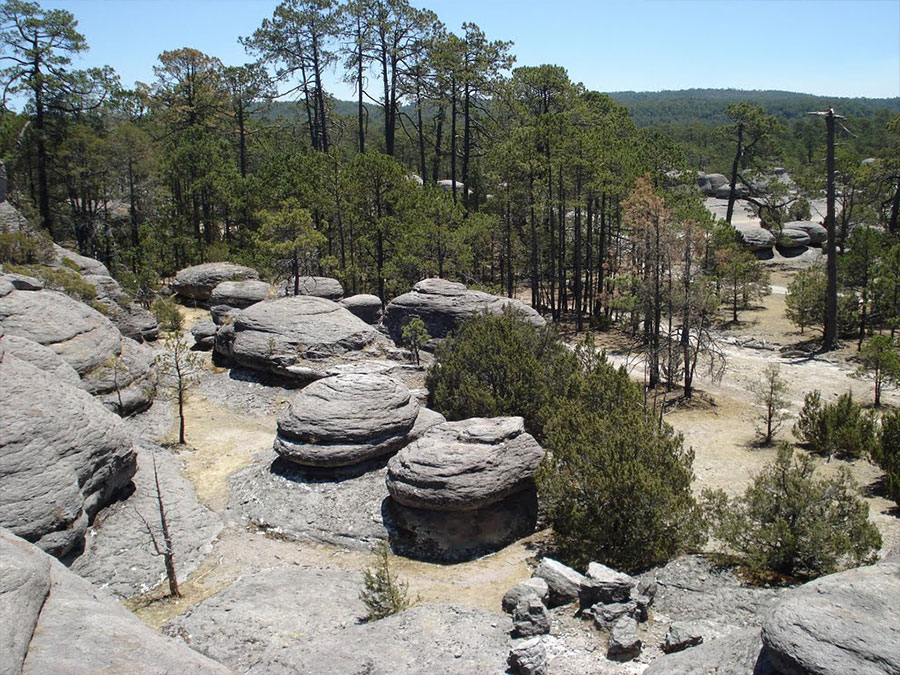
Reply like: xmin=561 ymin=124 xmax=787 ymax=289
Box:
xmin=4 ymin=263 xmax=97 ymax=304
xmin=874 ymin=409 xmax=900 ymax=506
xmin=359 ymin=542 xmax=412 ymax=621
xmin=0 ymin=231 xmax=54 ymax=265
xmin=151 ymin=297 xmax=183 ymax=332
xmin=703 ymin=443 xmax=881 ymax=580
xmin=793 ymin=390 xmax=877 ymax=459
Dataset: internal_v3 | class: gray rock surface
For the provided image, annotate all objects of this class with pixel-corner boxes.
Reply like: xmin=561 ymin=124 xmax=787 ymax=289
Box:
xmin=663 ymin=620 xmax=726 ymax=654
xmin=762 ymin=557 xmax=900 ymax=675
xmin=736 ymin=226 xmax=776 ymax=251
xmin=386 ymin=416 xmax=545 ymax=511
xmin=341 ymin=293 xmax=383 ymax=324
xmin=383 ymin=278 xmax=545 ymax=344
xmin=0 ymin=333 xmax=81 ymax=386
xmin=644 ymin=628 xmax=775 ymax=675
xmin=173 ymin=262 xmax=259 ymax=301
xmin=779 ymin=228 xmax=811 ymax=248
xmin=84 ymin=274 xmax=158 ymax=342
xmin=210 ymin=279 xmax=273 ymax=323
xmin=2 ymin=273 xmax=43 ymax=291
xmin=579 ymin=562 xmax=635 ymax=608
xmin=0 ymin=199 xmax=29 ymax=233
xmin=80 ymin=336 xmax=155 ymax=416
xmin=191 ymin=319 xmax=217 ymax=350
xmin=218 ymin=295 xmax=386 ymax=380
xmin=508 ymin=638 xmax=547 ymax=675
xmin=715 ymin=183 xmax=749 ymax=199
xmin=280 ymin=275 xmax=344 ymax=301
xmin=53 ymin=243 xmax=110 ymax=276
xmin=513 ymin=597 xmax=551 ymax=638
xmin=0 ymin=351 xmax=136 ymax=558
xmin=502 ymin=578 xmax=551 ymax=613
xmin=246 ymin=604 xmax=510 ymax=675
xmin=0 ymin=528 xmax=229 ymax=675
xmin=783 ymin=220 xmax=827 ymax=245
xmin=608 ymin=617 xmax=641 ymax=659
xmin=697 ymin=173 xmax=728 ymax=196
xmin=591 ymin=601 xmax=638 ymax=630
xmin=533 ymin=558 xmax=587 ymax=608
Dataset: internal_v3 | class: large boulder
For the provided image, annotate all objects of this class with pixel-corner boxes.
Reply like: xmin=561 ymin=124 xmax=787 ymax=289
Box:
xmin=383 ymin=278 xmax=545 ymax=344
xmin=172 ymin=262 xmax=259 ymax=302
xmin=715 ymin=182 xmax=749 ymax=200
xmin=761 ymin=557 xmax=900 ymax=675
xmin=0 ymin=346 xmax=136 ymax=558
xmin=783 ymin=220 xmax=827 ymax=246
xmin=210 ymin=279 xmax=274 ymax=324
xmin=735 ymin=225 xmax=776 ymax=251
xmin=386 ymin=416 xmax=545 ymax=511
xmin=533 ymin=558 xmax=587 ymax=608
xmin=215 ymin=295 xmax=386 ymax=381
xmin=340 ymin=293 xmax=383 ymax=325
xmin=778 ymin=228 xmax=811 ymax=249
xmin=191 ymin=318 xmax=218 ymax=351
xmin=84 ymin=274 xmax=158 ymax=342
xmin=0 ymin=528 xmax=230 ymax=675
xmin=697 ymin=173 xmax=729 ymax=197
xmin=280 ymin=275 xmax=344 ymax=301
xmin=274 ymin=373 xmax=442 ymax=467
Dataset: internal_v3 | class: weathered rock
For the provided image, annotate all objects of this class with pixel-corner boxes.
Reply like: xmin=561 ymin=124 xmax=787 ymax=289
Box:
xmin=579 ymin=562 xmax=635 ymax=608
xmin=592 ymin=601 xmax=638 ymax=630
xmin=697 ymin=173 xmax=728 ymax=196
xmin=633 ymin=592 xmax=653 ymax=622
xmin=2 ymin=272 xmax=43 ymax=291
xmin=512 ymin=597 xmax=550 ymax=638
xmin=340 ymin=293 xmax=383 ymax=324
xmin=53 ymin=243 xmax=110 ymax=276
xmin=172 ymin=262 xmax=259 ymax=301
xmin=0 ymin=350 xmax=136 ymax=557
xmin=210 ymin=279 xmax=273 ymax=323
xmin=508 ymin=638 xmax=547 ymax=675
xmin=762 ymin=557 xmax=900 ymax=675
xmin=715 ymin=182 xmax=749 ymax=199
xmin=84 ymin=274 xmax=158 ymax=342
xmin=778 ymin=227 xmax=811 ymax=248
xmin=736 ymin=225 xmax=776 ymax=251
xmin=608 ymin=616 xmax=641 ymax=659
xmin=663 ymin=620 xmax=726 ymax=653
xmin=191 ymin=319 xmax=217 ymax=350
xmin=502 ymin=578 xmax=550 ymax=613
xmin=0 ymin=528 xmax=229 ymax=675
xmin=436 ymin=179 xmax=470 ymax=194
xmin=80 ymin=336 xmax=155 ymax=416
xmin=219 ymin=295 xmax=385 ymax=380
xmin=533 ymin=558 xmax=587 ymax=608
xmin=274 ymin=374 xmax=436 ymax=467
xmin=0 ymin=199 xmax=29 ymax=233
xmin=383 ymin=278 xmax=545 ymax=344
xmin=246 ymin=604 xmax=510 ymax=675
xmin=0 ymin=333 xmax=81 ymax=386
xmin=386 ymin=416 xmax=545 ymax=511
xmin=783 ymin=220 xmax=827 ymax=245
xmin=644 ymin=628 xmax=776 ymax=675
xmin=280 ymin=275 xmax=344 ymax=301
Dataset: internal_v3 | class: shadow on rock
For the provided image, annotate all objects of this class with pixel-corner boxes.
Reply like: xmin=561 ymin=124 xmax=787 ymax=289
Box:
xmin=270 ymin=455 xmax=390 ymax=484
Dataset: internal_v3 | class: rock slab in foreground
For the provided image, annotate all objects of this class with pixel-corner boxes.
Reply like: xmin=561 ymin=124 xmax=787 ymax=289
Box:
xmin=762 ymin=557 xmax=900 ymax=675
xmin=0 ymin=528 xmax=229 ymax=675
xmin=644 ymin=628 xmax=775 ymax=675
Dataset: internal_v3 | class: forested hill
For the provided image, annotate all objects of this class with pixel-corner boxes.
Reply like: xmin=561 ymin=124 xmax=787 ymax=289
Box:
xmin=604 ymin=89 xmax=900 ymax=126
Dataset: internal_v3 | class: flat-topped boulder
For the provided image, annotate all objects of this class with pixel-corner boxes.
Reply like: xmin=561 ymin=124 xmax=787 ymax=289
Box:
xmin=340 ymin=293 xmax=383 ymax=324
xmin=384 ymin=278 xmax=545 ymax=344
xmin=387 ymin=416 xmax=545 ymax=511
xmin=274 ymin=373 xmax=442 ymax=467
xmin=762 ymin=556 xmax=900 ymax=675
xmin=210 ymin=279 xmax=274 ymax=323
xmin=735 ymin=226 xmax=776 ymax=251
xmin=783 ymin=220 xmax=827 ymax=245
xmin=280 ymin=275 xmax=343 ymax=301
xmin=0 ymin=348 xmax=136 ymax=558
xmin=778 ymin=228 xmax=811 ymax=248
xmin=0 ymin=528 xmax=229 ymax=674
xmin=216 ymin=295 xmax=386 ymax=380
xmin=172 ymin=262 xmax=259 ymax=301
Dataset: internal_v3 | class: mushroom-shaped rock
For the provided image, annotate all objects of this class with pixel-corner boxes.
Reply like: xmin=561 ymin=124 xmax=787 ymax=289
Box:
xmin=0 ymin=528 xmax=230 ymax=674
xmin=761 ymin=556 xmax=900 ymax=675
xmin=274 ymin=373 xmax=438 ymax=467
xmin=280 ymin=275 xmax=344 ymax=301
xmin=191 ymin=318 xmax=217 ymax=351
xmin=778 ymin=228 xmax=811 ymax=248
xmin=735 ymin=226 xmax=776 ymax=251
xmin=386 ymin=416 xmax=545 ymax=511
xmin=0 ymin=348 xmax=137 ymax=558
xmin=172 ymin=262 xmax=259 ymax=301
xmin=340 ymin=293 xmax=383 ymax=324
xmin=220 ymin=295 xmax=385 ymax=380
xmin=384 ymin=278 xmax=544 ymax=344
xmin=783 ymin=220 xmax=827 ymax=246
xmin=210 ymin=279 xmax=274 ymax=324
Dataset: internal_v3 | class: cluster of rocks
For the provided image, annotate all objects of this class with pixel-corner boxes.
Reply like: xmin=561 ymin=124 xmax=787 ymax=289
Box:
xmin=779 ymin=219 xmax=828 ymax=249
xmin=171 ymin=261 xmax=259 ymax=304
xmin=384 ymin=278 xmax=545 ymax=345
xmin=385 ymin=417 xmax=544 ymax=561
xmin=697 ymin=172 xmax=748 ymax=200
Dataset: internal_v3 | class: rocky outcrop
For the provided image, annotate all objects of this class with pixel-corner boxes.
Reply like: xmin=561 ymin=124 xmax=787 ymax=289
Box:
xmin=761 ymin=556 xmax=900 ymax=675
xmin=80 ymin=336 xmax=156 ymax=416
xmin=778 ymin=228 xmax=811 ymax=248
xmin=533 ymin=558 xmax=587 ymax=608
xmin=0 ymin=528 xmax=229 ymax=675
xmin=508 ymin=638 xmax=547 ymax=675
xmin=52 ymin=243 xmax=110 ymax=276
xmin=192 ymin=319 xmax=218 ymax=350
xmin=644 ymin=628 xmax=775 ymax=675
xmin=385 ymin=417 xmax=544 ymax=560
xmin=512 ymin=597 xmax=550 ymax=638
xmin=274 ymin=373 xmax=443 ymax=467
xmin=210 ymin=279 xmax=273 ymax=324
xmin=0 ymin=347 xmax=136 ymax=558
xmin=736 ymin=225 xmax=776 ymax=251
xmin=84 ymin=274 xmax=158 ymax=342
xmin=172 ymin=262 xmax=259 ymax=302
xmin=0 ymin=333 xmax=81 ymax=386
xmin=502 ymin=578 xmax=550 ymax=613
xmin=215 ymin=295 xmax=387 ymax=381
xmin=340 ymin=293 xmax=383 ymax=324
xmin=383 ymin=278 xmax=545 ymax=344
xmin=697 ymin=173 xmax=728 ymax=197
xmin=783 ymin=220 xmax=827 ymax=246
xmin=280 ymin=275 xmax=343 ymax=301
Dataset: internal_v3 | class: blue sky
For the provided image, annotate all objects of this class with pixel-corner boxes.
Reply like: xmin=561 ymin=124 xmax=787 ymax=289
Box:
xmin=41 ymin=0 xmax=900 ymax=100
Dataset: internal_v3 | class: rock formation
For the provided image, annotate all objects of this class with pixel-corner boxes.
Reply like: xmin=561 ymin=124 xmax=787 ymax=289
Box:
xmin=778 ymin=227 xmax=811 ymax=248
xmin=172 ymin=262 xmax=259 ymax=302
xmin=280 ymin=275 xmax=344 ymax=301
xmin=84 ymin=273 xmax=158 ymax=342
xmin=384 ymin=278 xmax=545 ymax=344
xmin=735 ymin=225 xmax=776 ymax=251
xmin=783 ymin=220 xmax=827 ymax=246
xmin=340 ymin=293 xmax=383 ymax=324
xmin=209 ymin=279 xmax=274 ymax=324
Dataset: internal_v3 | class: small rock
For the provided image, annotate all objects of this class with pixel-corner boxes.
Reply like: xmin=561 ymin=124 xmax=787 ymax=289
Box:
xmin=508 ymin=638 xmax=547 ymax=675
xmin=591 ymin=601 xmax=638 ymax=630
xmin=579 ymin=561 xmax=634 ymax=608
xmin=633 ymin=593 xmax=652 ymax=622
xmin=512 ymin=597 xmax=550 ymax=638
xmin=533 ymin=558 xmax=586 ymax=608
xmin=664 ymin=621 xmax=709 ymax=653
xmin=502 ymin=578 xmax=550 ymax=614
xmin=608 ymin=616 xmax=642 ymax=660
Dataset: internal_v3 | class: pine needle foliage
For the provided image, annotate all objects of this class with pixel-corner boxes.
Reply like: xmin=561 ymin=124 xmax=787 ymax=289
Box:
xmin=359 ymin=542 xmax=412 ymax=622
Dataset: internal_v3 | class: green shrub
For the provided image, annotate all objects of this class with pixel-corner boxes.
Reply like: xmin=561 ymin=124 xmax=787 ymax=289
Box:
xmin=151 ymin=297 xmax=183 ymax=332
xmin=5 ymin=263 xmax=97 ymax=304
xmin=703 ymin=443 xmax=881 ymax=580
xmin=539 ymin=343 xmax=705 ymax=571
xmin=874 ymin=410 xmax=900 ymax=506
xmin=359 ymin=542 xmax=412 ymax=621
xmin=426 ymin=309 xmax=577 ymax=436
xmin=793 ymin=390 xmax=877 ymax=459
xmin=0 ymin=231 xmax=54 ymax=265
xmin=400 ymin=317 xmax=429 ymax=365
